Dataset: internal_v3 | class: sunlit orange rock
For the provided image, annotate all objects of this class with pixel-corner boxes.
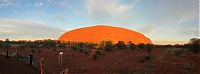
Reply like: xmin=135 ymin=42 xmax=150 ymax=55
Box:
xmin=59 ymin=25 xmax=152 ymax=44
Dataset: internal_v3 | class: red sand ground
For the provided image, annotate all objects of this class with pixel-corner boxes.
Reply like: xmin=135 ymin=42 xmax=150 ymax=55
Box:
xmin=30 ymin=47 xmax=199 ymax=74
xmin=0 ymin=55 xmax=39 ymax=74
xmin=2 ymin=47 xmax=199 ymax=74
xmin=59 ymin=25 xmax=152 ymax=44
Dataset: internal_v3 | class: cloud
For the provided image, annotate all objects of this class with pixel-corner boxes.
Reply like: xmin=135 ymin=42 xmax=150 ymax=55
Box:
xmin=85 ymin=0 xmax=135 ymax=22
xmin=133 ymin=0 xmax=199 ymax=41
xmin=52 ymin=14 xmax=67 ymax=24
xmin=0 ymin=0 xmax=12 ymax=8
xmin=0 ymin=19 xmax=64 ymax=40
xmin=153 ymin=40 xmax=187 ymax=45
xmin=45 ymin=0 xmax=70 ymax=7
xmin=153 ymin=0 xmax=198 ymax=24
xmin=139 ymin=25 xmax=155 ymax=34
xmin=33 ymin=2 xmax=43 ymax=7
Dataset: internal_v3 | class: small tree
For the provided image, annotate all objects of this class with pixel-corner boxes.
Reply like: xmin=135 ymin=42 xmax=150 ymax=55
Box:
xmin=92 ymin=49 xmax=103 ymax=60
xmin=98 ymin=40 xmax=114 ymax=51
xmin=138 ymin=43 xmax=145 ymax=49
xmin=104 ymin=41 xmax=114 ymax=51
xmin=115 ymin=41 xmax=126 ymax=49
xmin=2 ymin=39 xmax=11 ymax=58
xmin=127 ymin=41 xmax=136 ymax=50
xmin=145 ymin=44 xmax=154 ymax=57
xmin=86 ymin=43 xmax=97 ymax=49
xmin=77 ymin=42 xmax=85 ymax=48
xmin=189 ymin=38 xmax=200 ymax=53
xmin=92 ymin=53 xmax=98 ymax=60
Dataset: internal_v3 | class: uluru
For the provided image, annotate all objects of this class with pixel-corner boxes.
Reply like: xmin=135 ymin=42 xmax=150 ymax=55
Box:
xmin=59 ymin=25 xmax=152 ymax=44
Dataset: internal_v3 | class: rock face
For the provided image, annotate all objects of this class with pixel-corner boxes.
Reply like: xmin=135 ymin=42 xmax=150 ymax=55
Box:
xmin=59 ymin=25 xmax=152 ymax=44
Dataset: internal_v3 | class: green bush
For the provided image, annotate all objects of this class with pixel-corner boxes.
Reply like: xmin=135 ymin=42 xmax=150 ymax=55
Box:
xmin=77 ymin=42 xmax=85 ymax=48
xmin=189 ymin=39 xmax=200 ymax=53
xmin=138 ymin=43 xmax=145 ymax=49
xmin=145 ymin=44 xmax=154 ymax=54
xmin=98 ymin=40 xmax=114 ymax=51
xmin=127 ymin=41 xmax=136 ymax=50
xmin=86 ymin=43 xmax=97 ymax=49
xmin=92 ymin=49 xmax=104 ymax=60
xmin=174 ymin=49 xmax=183 ymax=56
xmin=115 ymin=41 xmax=126 ymax=49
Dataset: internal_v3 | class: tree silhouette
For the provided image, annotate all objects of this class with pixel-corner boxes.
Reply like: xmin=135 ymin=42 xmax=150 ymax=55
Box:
xmin=138 ymin=43 xmax=145 ymax=49
xmin=127 ymin=41 xmax=136 ymax=50
xmin=145 ymin=44 xmax=154 ymax=57
xmin=189 ymin=38 xmax=200 ymax=53
xmin=2 ymin=39 xmax=11 ymax=58
xmin=115 ymin=41 xmax=126 ymax=49
xmin=98 ymin=40 xmax=114 ymax=51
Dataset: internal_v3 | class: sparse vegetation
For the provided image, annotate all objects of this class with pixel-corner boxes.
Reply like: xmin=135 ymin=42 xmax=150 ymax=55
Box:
xmin=127 ymin=41 xmax=136 ymax=50
xmin=1 ymin=39 xmax=11 ymax=58
xmin=98 ymin=40 xmax=114 ymax=51
xmin=188 ymin=38 xmax=200 ymax=53
xmin=0 ymin=38 xmax=199 ymax=74
xmin=115 ymin=41 xmax=126 ymax=49
xmin=174 ymin=49 xmax=184 ymax=56
xmin=138 ymin=43 xmax=145 ymax=49
xmin=145 ymin=44 xmax=154 ymax=56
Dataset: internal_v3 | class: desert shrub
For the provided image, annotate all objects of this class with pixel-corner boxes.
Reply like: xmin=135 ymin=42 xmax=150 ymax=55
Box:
xmin=71 ymin=45 xmax=79 ymax=50
xmin=174 ymin=49 xmax=184 ymax=56
xmin=145 ymin=44 xmax=154 ymax=55
xmin=98 ymin=40 xmax=114 ymax=51
xmin=77 ymin=42 xmax=85 ymax=48
xmin=95 ymin=49 xmax=104 ymax=55
xmin=1 ymin=39 xmax=11 ymax=58
xmin=79 ymin=48 xmax=88 ymax=53
xmin=42 ymin=39 xmax=56 ymax=48
xmin=92 ymin=49 xmax=104 ymax=60
xmin=92 ymin=53 xmax=98 ymax=60
xmin=115 ymin=41 xmax=126 ymax=49
xmin=56 ymin=43 xmax=66 ymax=48
xmin=83 ymin=50 xmax=88 ymax=55
xmin=188 ymin=38 xmax=200 ymax=53
xmin=140 ymin=56 xmax=151 ymax=63
xmin=104 ymin=41 xmax=114 ymax=51
xmin=138 ymin=43 xmax=145 ymax=49
xmin=183 ymin=44 xmax=190 ymax=49
xmin=127 ymin=41 xmax=136 ymax=50
xmin=86 ymin=43 xmax=97 ymax=49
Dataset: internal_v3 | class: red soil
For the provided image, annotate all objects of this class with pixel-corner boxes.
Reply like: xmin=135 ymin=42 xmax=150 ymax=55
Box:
xmin=3 ymin=47 xmax=199 ymax=74
xmin=59 ymin=25 xmax=152 ymax=44
xmin=32 ymin=48 xmax=199 ymax=74
xmin=0 ymin=55 xmax=39 ymax=74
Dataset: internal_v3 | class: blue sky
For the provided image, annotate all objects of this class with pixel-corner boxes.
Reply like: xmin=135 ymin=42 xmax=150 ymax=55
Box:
xmin=0 ymin=0 xmax=199 ymax=44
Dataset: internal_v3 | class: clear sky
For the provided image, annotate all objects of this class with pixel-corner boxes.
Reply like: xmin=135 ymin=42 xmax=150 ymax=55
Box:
xmin=0 ymin=0 xmax=199 ymax=45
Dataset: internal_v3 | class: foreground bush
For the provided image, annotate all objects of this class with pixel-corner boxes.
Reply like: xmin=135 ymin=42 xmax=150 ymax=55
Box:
xmin=115 ymin=41 xmax=126 ymax=49
xmin=188 ymin=38 xmax=200 ymax=53
xmin=127 ymin=41 xmax=136 ymax=50
xmin=98 ymin=40 xmax=114 ymax=51
xmin=138 ymin=43 xmax=145 ymax=49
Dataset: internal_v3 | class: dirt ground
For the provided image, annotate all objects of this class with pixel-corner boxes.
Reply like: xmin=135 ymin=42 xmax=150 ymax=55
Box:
xmin=1 ymin=47 xmax=200 ymax=74
xmin=31 ymin=47 xmax=200 ymax=74
xmin=0 ymin=55 xmax=40 ymax=74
